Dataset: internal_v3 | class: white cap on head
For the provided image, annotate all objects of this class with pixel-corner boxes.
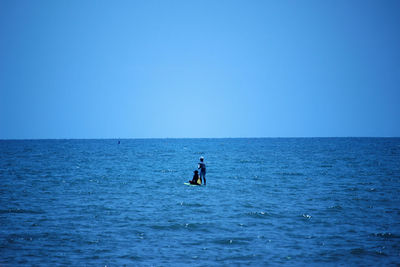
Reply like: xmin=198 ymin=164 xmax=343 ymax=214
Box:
xmin=200 ymin=156 xmax=204 ymax=160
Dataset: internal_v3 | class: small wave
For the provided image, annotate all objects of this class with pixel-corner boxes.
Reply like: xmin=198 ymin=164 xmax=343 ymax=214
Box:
xmin=372 ymin=232 xmax=399 ymax=239
xmin=350 ymin=247 xmax=388 ymax=256
xmin=239 ymin=159 xmax=262 ymax=164
xmin=217 ymin=253 xmax=261 ymax=262
xmin=212 ymin=236 xmax=253 ymax=245
xmin=178 ymin=202 xmax=202 ymax=207
xmin=328 ymin=205 xmax=343 ymax=210
xmin=118 ymin=254 xmax=142 ymax=261
xmin=320 ymin=165 xmax=333 ymax=168
xmin=154 ymin=169 xmax=177 ymax=173
xmin=149 ymin=223 xmax=182 ymax=231
xmin=85 ymin=239 xmax=100 ymax=245
xmin=5 ymin=232 xmax=52 ymax=243
xmin=149 ymin=223 xmax=211 ymax=232
xmin=274 ymin=172 xmax=304 ymax=176
xmin=0 ymin=208 xmax=44 ymax=214
xmin=346 ymin=187 xmax=358 ymax=191
xmin=185 ymin=223 xmax=213 ymax=233
xmin=350 ymin=248 xmax=366 ymax=255
xmin=245 ymin=211 xmax=270 ymax=219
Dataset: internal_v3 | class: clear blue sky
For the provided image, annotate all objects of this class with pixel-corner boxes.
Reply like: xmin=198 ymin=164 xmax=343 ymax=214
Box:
xmin=1 ymin=0 xmax=399 ymax=139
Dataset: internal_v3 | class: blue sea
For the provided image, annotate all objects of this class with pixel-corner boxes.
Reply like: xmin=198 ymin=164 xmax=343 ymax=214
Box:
xmin=1 ymin=138 xmax=399 ymax=266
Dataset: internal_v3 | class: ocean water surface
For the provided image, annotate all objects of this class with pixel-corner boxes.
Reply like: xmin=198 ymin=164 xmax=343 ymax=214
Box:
xmin=1 ymin=138 xmax=399 ymax=266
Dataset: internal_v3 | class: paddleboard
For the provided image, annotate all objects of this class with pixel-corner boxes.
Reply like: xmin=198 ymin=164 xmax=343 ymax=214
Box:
xmin=184 ymin=182 xmax=201 ymax=186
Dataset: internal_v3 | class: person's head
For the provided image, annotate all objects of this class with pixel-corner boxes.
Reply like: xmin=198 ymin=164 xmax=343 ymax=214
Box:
xmin=200 ymin=156 xmax=204 ymax=162
xmin=194 ymin=170 xmax=199 ymax=174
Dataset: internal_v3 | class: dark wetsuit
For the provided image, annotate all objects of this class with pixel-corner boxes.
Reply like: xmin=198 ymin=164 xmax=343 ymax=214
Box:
xmin=198 ymin=162 xmax=206 ymax=185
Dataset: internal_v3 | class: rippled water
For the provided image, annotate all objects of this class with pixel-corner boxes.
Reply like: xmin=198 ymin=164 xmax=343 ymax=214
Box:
xmin=1 ymin=138 xmax=399 ymax=266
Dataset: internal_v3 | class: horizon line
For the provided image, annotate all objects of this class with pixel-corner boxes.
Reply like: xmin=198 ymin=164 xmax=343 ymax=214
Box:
xmin=1 ymin=136 xmax=399 ymax=141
